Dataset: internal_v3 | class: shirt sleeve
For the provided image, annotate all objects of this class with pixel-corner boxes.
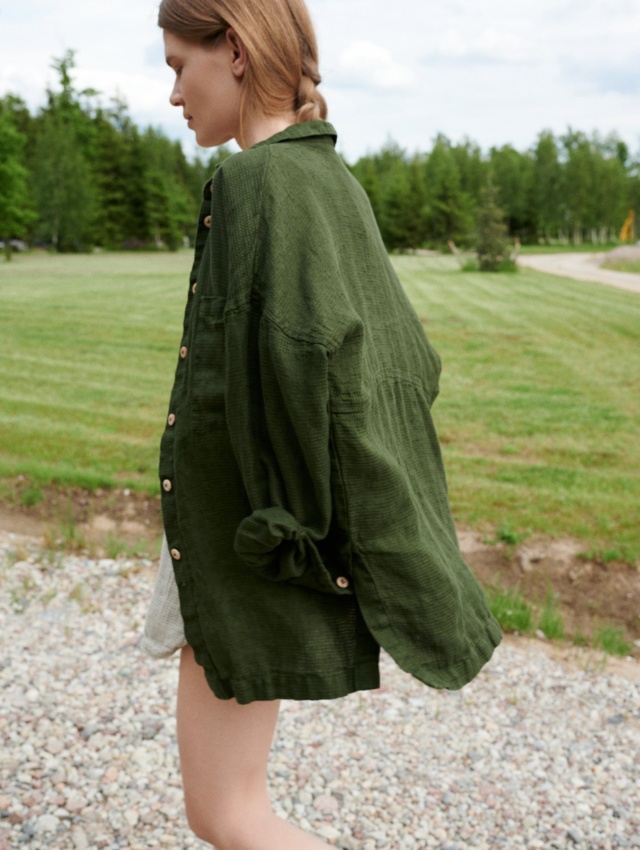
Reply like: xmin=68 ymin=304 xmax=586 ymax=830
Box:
xmin=224 ymin=309 xmax=352 ymax=596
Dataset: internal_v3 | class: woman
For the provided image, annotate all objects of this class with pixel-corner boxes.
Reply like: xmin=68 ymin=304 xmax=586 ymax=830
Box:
xmin=142 ymin=1 xmax=502 ymax=847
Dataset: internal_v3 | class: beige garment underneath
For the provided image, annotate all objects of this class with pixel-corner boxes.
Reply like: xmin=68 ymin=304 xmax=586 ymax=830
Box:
xmin=140 ymin=535 xmax=187 ymax=659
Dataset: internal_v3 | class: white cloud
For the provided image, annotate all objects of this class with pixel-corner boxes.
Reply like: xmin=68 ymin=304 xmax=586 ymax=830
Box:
xmin=338 ymin=41 xmax=413 ymax=90
xmin=432 ymin=27 xmax=536 ymax=65
xmin=1 ymin=0 xmax=640 ymax=162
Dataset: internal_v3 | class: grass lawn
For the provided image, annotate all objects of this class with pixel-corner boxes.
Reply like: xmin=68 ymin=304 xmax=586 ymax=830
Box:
xmin=1 ymin=251 xmax=639 ymax=563
xmin=601 ymin=259 xmax=640 ymax=274
xmin=518 ymin=243 xmax=620 ymax=255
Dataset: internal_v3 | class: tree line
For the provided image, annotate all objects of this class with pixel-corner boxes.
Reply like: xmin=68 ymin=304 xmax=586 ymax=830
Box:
xmin=1 ymin=51 xmax=639 ymax=255
xmin=0 ymin=51 xmax=231 ymax=255
xmin=352 ymin=132 xmax=640 ymax=252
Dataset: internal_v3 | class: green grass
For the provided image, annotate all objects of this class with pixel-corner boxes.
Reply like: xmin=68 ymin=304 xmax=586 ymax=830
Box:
xmin=1 ymin=251 xmax=639 ymax=564
xmin=397 ymin=254 xmax=640 ymax=564
xmin=0 ymin=252 xmax=186 ymax=491
xmin=486 ymin=584 xmax=534 ymax=634
xmin=592 ymin=626 xmax=634 ymax=657
xmin=519 ymin=242 xmax=620 ymax=255
xmin=486 ymin=584 xmax=564 ymax=640
xmin=601 ymin=259 xmax=640 ymax=274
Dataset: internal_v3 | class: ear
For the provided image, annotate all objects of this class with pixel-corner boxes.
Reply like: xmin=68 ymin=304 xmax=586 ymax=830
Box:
xmin=225 ymin=28 xmax=248 ymax=79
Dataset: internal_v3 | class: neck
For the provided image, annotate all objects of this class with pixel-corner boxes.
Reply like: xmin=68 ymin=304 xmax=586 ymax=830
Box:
xmin=237 ymin=110 xmax=298 ymax=150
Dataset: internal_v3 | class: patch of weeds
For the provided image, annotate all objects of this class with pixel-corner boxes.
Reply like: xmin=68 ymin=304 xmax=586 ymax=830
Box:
xmin=104 ymin=534 xmax=147 ymax=561
xmin=584 ymin=654 xmax=608 ymax=676
xmin=20 ymin=483 xmax=43 ymax=508
xmin=485 ymin=584 xmax=533 ymax=634
xmin=593 ymin=626 xmax=633 ymax=657
xmin=6 ymin=544 xmax=29 ymax=566
xmin=537 ymin=590 xmax=565 ymax=640
xmin=579 ymin=546 xmax=629 ymax=565
xmin=493 ymin=523 xmax=528 ymax=547
xmin=44 ymin=508 xmax=86 ymax=553
xmin=0 ymin=479 xmax=14 ymax=503
xmin=68 ymin=583 xmax=85 ymax=604
xmin=572 ymin=630 xmax=588 ymax=648
xmin=461 ymin=259 xmax=479 ymax=272
xmin=37 ymin=548 xmax=62 ymax=569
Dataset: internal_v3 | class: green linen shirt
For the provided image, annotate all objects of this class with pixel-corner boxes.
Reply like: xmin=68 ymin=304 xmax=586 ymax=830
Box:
xmin=159 ymin=121 xmax=501 ymax=704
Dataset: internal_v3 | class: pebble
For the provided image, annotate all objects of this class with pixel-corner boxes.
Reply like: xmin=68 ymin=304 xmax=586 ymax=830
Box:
xmin=1 ymin=530 xmax=639 ymax=849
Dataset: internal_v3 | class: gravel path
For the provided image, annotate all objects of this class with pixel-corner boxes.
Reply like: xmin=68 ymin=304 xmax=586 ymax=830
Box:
xmin=1 ymin=531 xmax=639 ymax=850
xmin=517 ymin=253 xmax=640 ymax=294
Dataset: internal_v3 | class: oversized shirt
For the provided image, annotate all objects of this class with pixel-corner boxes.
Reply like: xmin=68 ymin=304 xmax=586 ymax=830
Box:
xmin=159 ymin=121 xmax=501 ymax=704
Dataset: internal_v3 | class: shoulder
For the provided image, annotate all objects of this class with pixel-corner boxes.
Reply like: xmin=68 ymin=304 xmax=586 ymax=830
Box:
xmin=211 ymin=144 xmax=272 ymax=223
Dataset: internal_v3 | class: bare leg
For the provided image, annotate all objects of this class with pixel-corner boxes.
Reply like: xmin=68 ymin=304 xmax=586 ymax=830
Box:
xmin=177 ymin=645 xmax=331 ymax=850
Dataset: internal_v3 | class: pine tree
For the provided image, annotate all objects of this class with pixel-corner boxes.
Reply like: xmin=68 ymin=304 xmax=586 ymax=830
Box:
xmin=476 ymin=177 xmax=510 ymax=272
xmin=0 ymin=113 xmax=35 ymax=260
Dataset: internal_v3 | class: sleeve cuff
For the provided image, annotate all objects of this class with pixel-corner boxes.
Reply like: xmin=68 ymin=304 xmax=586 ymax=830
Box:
xmin=234 ymin=507 xmax=352 ymax=596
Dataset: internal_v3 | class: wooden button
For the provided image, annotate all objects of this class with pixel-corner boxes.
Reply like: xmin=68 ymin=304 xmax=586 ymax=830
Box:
xmin=170 ymin=549 xmax=181 ymax=561
xmin=180 ymin=346 xmax=188 ymax=359
xmin=191 ymin=283 xmax=197 ymax=294
xmin=336 ymin=577 xmax=350 ymax=589
xmin=167 ymin=413 xmax=176 ymax=426
xmin=162 ymin=479 xmax=173 ymax=493
xmin=203 ymin=215 xmax=212 ymax=228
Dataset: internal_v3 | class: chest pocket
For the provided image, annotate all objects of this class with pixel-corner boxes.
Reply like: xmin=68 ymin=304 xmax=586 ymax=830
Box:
xmin=190 ymin=295 xmax=227 ymax=423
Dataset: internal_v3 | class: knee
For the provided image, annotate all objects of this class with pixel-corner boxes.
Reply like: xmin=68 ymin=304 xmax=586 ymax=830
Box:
xmin=184 ymin=797 xmax=227 ymax=847
xmin=184 ymin=794 xmax=268 ymax=848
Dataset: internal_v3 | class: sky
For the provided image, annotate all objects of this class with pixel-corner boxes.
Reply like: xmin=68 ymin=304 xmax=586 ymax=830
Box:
xmin=1 ymin=0 xmax=639 ymax=163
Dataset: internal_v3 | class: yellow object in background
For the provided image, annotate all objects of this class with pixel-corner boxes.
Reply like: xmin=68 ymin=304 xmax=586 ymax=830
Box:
xmin=620 ymin=209 xmax=636 ymax=242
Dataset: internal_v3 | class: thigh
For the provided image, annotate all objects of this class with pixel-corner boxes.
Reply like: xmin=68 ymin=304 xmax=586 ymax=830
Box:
xmin=177 ymin=646 xmax=280 ymax=815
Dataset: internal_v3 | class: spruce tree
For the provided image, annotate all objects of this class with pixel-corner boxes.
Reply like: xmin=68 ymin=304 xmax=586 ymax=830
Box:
xmin=0 ymin=113 xmax=35 ymax=259
xmin=476 ymin=177 xmax=510 ymax=271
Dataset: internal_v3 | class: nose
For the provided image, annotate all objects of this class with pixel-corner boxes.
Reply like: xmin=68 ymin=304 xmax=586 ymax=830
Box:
xmin=170 ymin=79 xmax=183 ymax=107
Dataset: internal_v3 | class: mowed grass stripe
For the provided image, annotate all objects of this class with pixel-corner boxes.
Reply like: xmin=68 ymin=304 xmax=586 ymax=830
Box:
xmin=396 ymin=256 xmax=639 ymax=561
xmin=1 ymin=252 xmax=639 ymax=561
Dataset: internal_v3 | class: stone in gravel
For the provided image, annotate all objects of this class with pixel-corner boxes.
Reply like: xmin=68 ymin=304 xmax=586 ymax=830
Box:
xmin=314 ymin=793 xmax=339 ymax=813
xmin=34 ymin=813 xmax=60 ymax=833
xmin=65 ymin=793 xmax=88 ymax=814
xmin=103 ymin=766 xmax=119 ymax=783
xmin=567 ymin=827 xmax=584 ymax=844
xmin=71 ymin=825 xmax=89 ymax=850
xmin=46 ymin=737 xmax=64 ymax=755
xmin=124 ymin=808 xmax=140 ymax=828
xmin=316 ymin=824 xmax=341 ymax=841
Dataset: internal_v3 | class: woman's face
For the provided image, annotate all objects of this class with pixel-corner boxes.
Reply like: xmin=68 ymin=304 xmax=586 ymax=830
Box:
xmin=164 ymin=30 xmax=244 ymax=148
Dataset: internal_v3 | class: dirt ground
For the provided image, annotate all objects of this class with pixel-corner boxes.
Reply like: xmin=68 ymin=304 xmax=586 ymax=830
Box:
xmin=1 ymin=479 xmax=638 ymax=659
xmin=517 ymin=250 xmax=640 ymax=292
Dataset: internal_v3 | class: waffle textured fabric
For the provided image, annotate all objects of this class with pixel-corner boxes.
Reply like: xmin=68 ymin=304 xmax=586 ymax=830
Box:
xmin=158 ymin=121 xmax=501 ymax=704
xmin=141 ymin=536 xmax=186 ymax=659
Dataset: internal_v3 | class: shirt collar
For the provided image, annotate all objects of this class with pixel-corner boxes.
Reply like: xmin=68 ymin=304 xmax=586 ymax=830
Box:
xmin=204 ymin=122 xmax=338 ymax=198
xmin=250 ymin=121 xmax=337 ymax=150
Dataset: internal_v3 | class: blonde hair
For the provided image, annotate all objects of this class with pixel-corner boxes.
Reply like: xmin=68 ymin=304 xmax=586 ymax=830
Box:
xmin=158 ymin=0 xmax=328 ymax=127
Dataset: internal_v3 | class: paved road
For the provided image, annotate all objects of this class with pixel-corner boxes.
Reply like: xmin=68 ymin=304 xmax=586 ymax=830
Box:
xmin=518 ymin=252 xmax=640 ymax=293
